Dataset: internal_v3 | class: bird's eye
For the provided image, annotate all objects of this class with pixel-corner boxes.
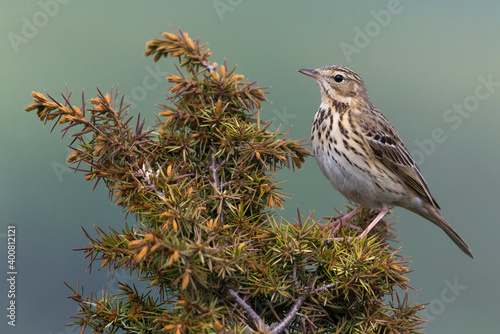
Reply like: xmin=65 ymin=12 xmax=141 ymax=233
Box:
xmin=334 ymin=74 xmax=344 ymax=83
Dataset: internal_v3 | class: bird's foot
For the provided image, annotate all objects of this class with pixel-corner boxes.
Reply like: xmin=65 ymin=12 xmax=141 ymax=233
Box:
xmin=318 ymin=205 xmax=364 ymax=233
xmin=325 ymin=235 xmax=362 ymax=243
xmin=318 ymin=219 xmax=363 ymax=233
xmin=326 ymin=207 xmax=389 ymax=243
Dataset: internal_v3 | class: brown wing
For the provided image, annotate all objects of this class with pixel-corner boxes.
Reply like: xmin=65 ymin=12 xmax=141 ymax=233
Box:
xmin=361 ymin=111 xmax=441 ymax=210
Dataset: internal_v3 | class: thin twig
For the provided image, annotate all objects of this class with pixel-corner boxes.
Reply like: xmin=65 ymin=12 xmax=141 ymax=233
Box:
xmin=210 ymin=152 xmax=220 ymax=191
xmin=210 ymin=150 xmax=232 ymax=225
xmin=292 ymin=260 xmax=299 ymax=292
xmin=228 ymin=289 xmax=265 ymax=330
xmin=311 ymin=282 xmax=338 ymax=295
xmin=265 ymin=300 xmax=282 ymax=323
xmin=269 ymin=294 xmax=308 ymax=334
xmin=221 ymin=179 xmax=235 ymax=189
xmin=227 ymin=263 xmax=337 ymax=333
xmin=266 ymin=264 xmax=315 ymax=333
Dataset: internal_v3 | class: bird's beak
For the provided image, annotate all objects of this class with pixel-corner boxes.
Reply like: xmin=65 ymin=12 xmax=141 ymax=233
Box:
xmin=298 ymin=68 xmax=320 ymax=80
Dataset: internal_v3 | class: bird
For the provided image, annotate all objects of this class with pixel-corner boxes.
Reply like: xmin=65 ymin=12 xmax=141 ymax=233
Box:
xmin=298 ymin=65 xmax=473 ymax=258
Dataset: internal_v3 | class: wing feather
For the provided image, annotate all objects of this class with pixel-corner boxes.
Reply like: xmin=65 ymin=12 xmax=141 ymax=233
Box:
xmin=361 ymin=111 xmax=441 ymax=209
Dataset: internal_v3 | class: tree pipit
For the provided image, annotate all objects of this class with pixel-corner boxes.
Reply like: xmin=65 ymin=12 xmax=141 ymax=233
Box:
xmin=299 ymin=65 xmax=473 ymax=258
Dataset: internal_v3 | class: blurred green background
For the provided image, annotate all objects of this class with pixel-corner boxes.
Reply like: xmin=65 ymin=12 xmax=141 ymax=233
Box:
xmin=1 ymin=1 xmax=499 ymax=333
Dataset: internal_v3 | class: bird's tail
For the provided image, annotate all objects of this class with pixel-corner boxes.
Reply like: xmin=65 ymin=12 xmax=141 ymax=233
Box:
xmin=417 ymin=204 xmax=473 ymax=258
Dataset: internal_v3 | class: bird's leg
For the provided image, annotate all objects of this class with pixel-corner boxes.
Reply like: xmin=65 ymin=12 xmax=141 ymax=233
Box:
xmin=319 ymin=205 xmax=364 ymax=231
xmin=356 ymin=206 xmax=389 ymax=239
xmin=329 ymin=206 xmax=389 ymax=242
xmin=338 ymin=205 xmax=364 ymax=225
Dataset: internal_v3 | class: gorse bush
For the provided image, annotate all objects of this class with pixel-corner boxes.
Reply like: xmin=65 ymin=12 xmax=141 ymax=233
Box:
xmin=25 ymin=29 xmax=425 ymax=333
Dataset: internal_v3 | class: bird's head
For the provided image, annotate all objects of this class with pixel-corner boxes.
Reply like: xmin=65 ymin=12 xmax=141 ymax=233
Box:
xmin=298 ymin=65 xmax=369 ymax=106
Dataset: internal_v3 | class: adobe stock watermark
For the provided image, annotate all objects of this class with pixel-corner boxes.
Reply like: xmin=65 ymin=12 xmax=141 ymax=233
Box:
xmin=50 ymin=63 xmax=166 ymax=182
xmin=106 ymin=268 xmax=139 ymax=295
xmin=266 ymin=106 xmax=296 ymax=133
xmin=420 ymin=277 xmax=467 ymax=322
xmin=7 ymin=0 xmax=71 ymax=54
xmin=47 ymin=228 xmax=140 ymax=334
xmin=213 ymin=0 xmax=244 ymax=21
xmin=340 ymin=0 xmax=409 ymax=63
xmin=410 ymin=74 xmax=499 ymax=166
xmin=122 ymin=63 xmax=166 ymax=111
xmin=47 ymin=306 xmax=85 ymax=334
xmin=0 ymin=232 xmax=7 ymax=244
xmin=48 ymin=325 xmax=81 ymax=334
xmin=52 ymin=136 xmax=90 ymax=183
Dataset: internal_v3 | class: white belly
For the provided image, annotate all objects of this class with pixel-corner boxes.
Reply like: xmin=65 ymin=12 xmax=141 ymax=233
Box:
xmin=311 ymin=111 xmax=408 ymax=209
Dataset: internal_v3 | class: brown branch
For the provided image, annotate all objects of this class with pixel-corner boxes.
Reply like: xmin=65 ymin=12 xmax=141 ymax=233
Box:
xmin=228 ymin=289 xmax=266 ymax=331
xmin=269 ymin=266 xmax=337 ymax=334
xmin=227 ymin=261 xmax=338 ymax=333
xmin=269 ymin=294 xmax=308 ymax=334
xmin=292 ymin=260 xmax=299 ymax=291
xmin=210 ymin=152 xmax=221 ymax=192
xmin=311 ymin=282 xmax=338 ymax=295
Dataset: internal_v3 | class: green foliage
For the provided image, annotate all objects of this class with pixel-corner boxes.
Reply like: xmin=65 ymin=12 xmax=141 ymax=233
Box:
xmin=25 ymin=29 xmax=425 ymax=333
